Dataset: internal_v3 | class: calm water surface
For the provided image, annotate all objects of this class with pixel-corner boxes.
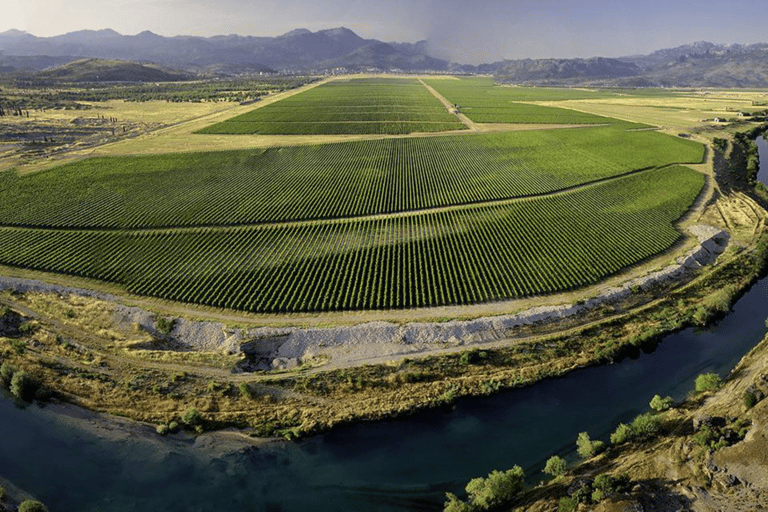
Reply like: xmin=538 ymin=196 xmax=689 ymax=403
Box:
xmin=1 ymin=277 xmax=767 ymax=511
xmin=757 ymin=136 xmax=767 ymax=186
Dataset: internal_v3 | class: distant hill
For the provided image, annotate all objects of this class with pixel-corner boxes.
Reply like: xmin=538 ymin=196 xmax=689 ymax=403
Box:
xmin=0 ymin=27 xmax=444 ymax=73
xmin=494 ymin=42 xmax=768 ymax=87
xmin=35 ymin=58 xmax=193 ymax=82
xmin=493 ymin=57 xmax=641 ymax=82
xmin=0 ymin=28 xmax=767 ymax=87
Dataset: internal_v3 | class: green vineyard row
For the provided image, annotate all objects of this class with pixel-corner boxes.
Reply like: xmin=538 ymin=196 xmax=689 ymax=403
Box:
xmin=199 ymin=77 xmax=466 ymax=135
xmin=0 ymin=166 xmax=705 ymax=313
xmin=0 ymin=127 xmax=704 ymax=229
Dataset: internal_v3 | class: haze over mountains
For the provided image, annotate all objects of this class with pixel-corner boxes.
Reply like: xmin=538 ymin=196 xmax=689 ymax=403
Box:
xmin=0 ymin=27 xmax=767 ymax=87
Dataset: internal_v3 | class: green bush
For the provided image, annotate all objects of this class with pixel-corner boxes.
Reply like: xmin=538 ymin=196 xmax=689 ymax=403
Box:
xmin=558 ymin=497 xmax=578 ymax=512
xmin=156 ymin=424 xmax=169 ymax=435
xmin=0 ymin=362 xmax=17 ymax=388
xmin=744 ymin=390 xmax=758 ymax=409
xmin=18 ymin=500 xmax=48 ymax=512
xmin=10 ymin=371 xmax=38 ymax=402
xmin=238 ymin=382 xmax=253 ymax=400
xmin=649 ymin=394 xmax=673 ymax=411
xmin=443 ymin=493 xmax=472 ymax=512
xmin=181 ymin=407 xmax=202 ymax=426
xmin=0 ymin=486 xmax=6 ymax=501
xmin=543 ymin=455 xmax=567 ymax=477
xmin=610 ymin=423 xmax=632 ymax=444
xmin=155 ymin=317 xmax=176 ymax=335
xmin=576 ymin=431 xmax=605 ymax=459
xmin=695 ymin=373 xmax=722 ymax=393
xmin=465 ymin=466 xmax=525 ymax=510
xmin=610 ymin=413 xmax=660 ymax=444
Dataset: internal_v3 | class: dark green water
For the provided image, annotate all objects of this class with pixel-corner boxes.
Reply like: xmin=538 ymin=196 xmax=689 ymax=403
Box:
xmin=757 ymin=136 xmax=767 ymax=185
xmin=1 ymin=277 xmax=767 ymax=512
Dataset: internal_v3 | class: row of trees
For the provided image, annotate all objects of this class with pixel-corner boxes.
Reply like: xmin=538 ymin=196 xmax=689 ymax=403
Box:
xmin=444 ymin=372 xmax=729 ymax=511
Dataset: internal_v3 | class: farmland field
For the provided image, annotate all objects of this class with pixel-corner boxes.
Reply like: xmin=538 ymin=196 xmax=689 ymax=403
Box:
xmin=198 ymin=77 xmax=467 ymax=135
xmin=423 ymin=77 xmax=651 ymax=127
xmin=0 ymin=167 xmax=704 ymax=312
xmin=0 ymin=126 xmax=703 ymax=228
xmin=0 ymin=77 xmax=712 ymax=314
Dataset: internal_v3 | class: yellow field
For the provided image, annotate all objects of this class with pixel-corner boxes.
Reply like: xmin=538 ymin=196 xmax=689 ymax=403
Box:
xmin=534 ymin=89 xmax=768 ymax=135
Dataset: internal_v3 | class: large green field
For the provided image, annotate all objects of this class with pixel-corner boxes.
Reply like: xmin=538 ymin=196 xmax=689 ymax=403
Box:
xmin=198 ymin=77 xmax=467 ymax=135
xmin=0 ymin=127 xmax=703 ymax=228
xmin=0 ymin=77 xmax=711 ymax=314
xmin=423 ymin=78 xmax=651 ymax=127
xmin=0 ymin=166 xmax=704 ymax=311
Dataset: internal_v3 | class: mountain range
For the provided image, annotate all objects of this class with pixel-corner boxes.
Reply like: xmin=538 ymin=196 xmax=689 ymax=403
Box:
xmin=0 ymin=27 xmax=767 ymax=87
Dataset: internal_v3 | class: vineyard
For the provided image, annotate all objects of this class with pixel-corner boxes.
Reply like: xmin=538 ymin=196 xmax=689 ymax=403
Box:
xmin=0 ymin=75 xmax=711 ymax=314
xmin=423 ymin=78 xmax=650 ymax=127
xmin=0 ymin=127 xmax=704 ymax=229
xmin=198 ymin=77 xmax=466 ymax=135
xmin=0 ymin=166 xmax=704 ymax=312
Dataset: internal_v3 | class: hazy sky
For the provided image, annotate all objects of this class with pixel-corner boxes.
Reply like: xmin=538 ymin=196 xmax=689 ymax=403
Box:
xmin=2 ymin=0 xmax=766 ymax=63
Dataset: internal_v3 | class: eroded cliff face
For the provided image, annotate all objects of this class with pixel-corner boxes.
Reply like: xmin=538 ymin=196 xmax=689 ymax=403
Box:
xmin=513 ymin=333 xmax=768 ymax=512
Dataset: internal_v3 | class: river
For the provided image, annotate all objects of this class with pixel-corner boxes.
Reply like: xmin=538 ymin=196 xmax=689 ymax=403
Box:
xmin=757 ymin=136 xmax=768 ymax=186
xmin=1 ymin=276 xmax=767 ymax=512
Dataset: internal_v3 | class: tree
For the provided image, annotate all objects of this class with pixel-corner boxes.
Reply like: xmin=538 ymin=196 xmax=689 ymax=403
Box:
xmin=695 ymin=373 xmax=722 ymax=393
xmin=543 ymin=455 xmax=567 ymax=477
xmin=10 ymin=371 xmax=38 ymax=402
xmin=649 ymin=394 xmax=674 ymax=412
xmin=576 ymin=431 xmax=605 ymax=459
xmin=18 ymin=500 xmax=49 ymax=512
xmin=0 ymin=362 xmax=17 ymax=388
xmin=465 ymin=466 xmax=525 ymax=510
xmin=443 ymin=493 xmax=472 ymax=512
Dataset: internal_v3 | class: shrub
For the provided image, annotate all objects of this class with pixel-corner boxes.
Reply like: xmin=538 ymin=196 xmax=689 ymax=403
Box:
xmin=744 ymin=390 xmax=758 ymax=409
xmin=238 ymin=382 xmax=253 ymax=400
xmin=558 ymin=497 xmax=578 ymax=512
xmin=18 ymin=500 xmax=48 ymax=512
xmin=181 ymin=407 xmax=202 ymax=426
xmin=610 ymin=423 xmax=632 ymax=444
xmin=0 ymin=362 xmax=17 ymax=388
xmin=611 ymin=413 xmax=660 ymax=444
xmin=168 ymin=420 xmax=179 ymax=432
xmin=695 ymin=373 xmax=721 ymax=393
xmin=156 ymin=424 xmax=169 ymax=435
xmin=0 ymin=486 xmax=6 ymax=500
xmin=650 ymin=394 xmax=673 ymax=412
xmin=155 ymin=317 xmax=175 ymax=335
xmin=543 ymin=455 xmax=567 ymax=477
xmin=10 ymin=371 xmax=38 ymax=401
xmin=443 ymin=493 xmax=472 ymax=512
xmin=465 ymin=466 xmax=525 ymax=510
xmin=576 ymin=431 xmax=605 ymax=459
